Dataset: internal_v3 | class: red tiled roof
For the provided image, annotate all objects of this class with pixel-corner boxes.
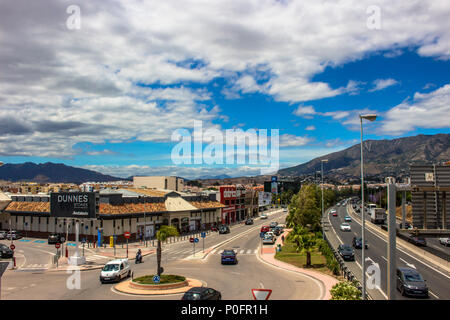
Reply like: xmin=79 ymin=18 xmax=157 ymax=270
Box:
xmin=189 ymin=201 xmax=226 ymax=209
xmin=5 ymin=201 xmax=50 ymax=213
xmin=99 ymin=202 xmax=166 ymax=215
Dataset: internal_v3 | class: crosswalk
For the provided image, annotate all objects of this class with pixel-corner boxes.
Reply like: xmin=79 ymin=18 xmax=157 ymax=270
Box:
xmin=84 ymin=254 xmax=109 ymax=262
xmin=18 ymin=264 xmax=50 ymax=271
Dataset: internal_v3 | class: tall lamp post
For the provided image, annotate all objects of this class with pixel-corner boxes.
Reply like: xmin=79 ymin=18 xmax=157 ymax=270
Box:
xmin=321 ymin=159 xmax=328 ymax=240
xmin=360 ymin=113 xmax=377 ymax=300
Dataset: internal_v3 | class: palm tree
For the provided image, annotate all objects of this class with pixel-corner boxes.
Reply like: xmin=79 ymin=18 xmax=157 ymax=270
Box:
xmin=156 ymin=225 xmax=179 ymax=277
xmin=289 ymin=225 xmax=316 ymax=267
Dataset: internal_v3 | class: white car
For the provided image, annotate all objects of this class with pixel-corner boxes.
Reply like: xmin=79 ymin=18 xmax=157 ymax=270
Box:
xmin=340 ymin=223 xmax=351 ymax=232
xmin=260 ymin=214 xmax=268 ymax=219
xmin=439 ymin=238 xmax=450 ymax=246
xmin=262 ymin=234 xmax=275 ymax=244
xmin=100 ymin=259 xmax=131 ymax=283
xmin=265 ymin=231 xmax=276 ymax=239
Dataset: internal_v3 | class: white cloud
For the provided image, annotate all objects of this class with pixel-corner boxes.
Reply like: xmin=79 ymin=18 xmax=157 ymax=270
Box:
xmin=305 ymin=125 xmax=316 ymax=131
xmin=1 ymin=0 xmax=450 ymax=158
xmin=293 ymin=105 xmax=317 ymax=118
xmin=380 ymin=84 xmax=450 ymax=135
xmin=369 ymin=78 xmax=399 ymax=92
xmin=279 ymin=134 xmax=311 ymax=147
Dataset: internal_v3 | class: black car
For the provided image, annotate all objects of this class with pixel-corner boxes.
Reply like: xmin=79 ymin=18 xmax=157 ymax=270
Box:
xmin=48 ymin=233 xmax=66 ymax=244
xmin=352 ymin=237 xmax=368 ymax=249
xmin=337 ymin=244 xmax=355 ymax=261
xmin=0 ymin=243 xmax=14 ymax=258
xmin=181 ymin=287 xmax=222 ymax=300
xmin=269 ymin=221 xmax=278 ymax=229
xmin=221 ymin=249 xmax=238 ymax=264
xmin=397 ymin=267 xmax=428 ymax=298
xmin=409 ymin=236 xmax=427 ymax=247
xmin=245 ymin=218 xmax=254 ymax=225
xmin=218 ymin=226 xmax=230 ymax=234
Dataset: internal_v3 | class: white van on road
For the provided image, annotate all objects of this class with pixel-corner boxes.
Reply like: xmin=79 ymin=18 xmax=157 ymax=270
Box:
xmin=100 ymin=259 xmax=131 ymax=284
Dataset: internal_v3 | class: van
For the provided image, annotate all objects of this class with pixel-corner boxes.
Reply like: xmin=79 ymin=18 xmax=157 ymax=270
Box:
xmin=100 ymin=259 xmax=131 ymax=283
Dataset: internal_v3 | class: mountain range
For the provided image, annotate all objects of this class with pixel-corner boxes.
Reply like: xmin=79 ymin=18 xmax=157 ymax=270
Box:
xmin=0 ymin=162 xmax=123 ymax=184
xmin=278 ymin=133 xmax=450 ymax=180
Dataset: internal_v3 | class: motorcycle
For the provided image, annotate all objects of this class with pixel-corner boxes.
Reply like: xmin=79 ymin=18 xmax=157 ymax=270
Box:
xmin=135 ymin=253 xmax=143 ymax=264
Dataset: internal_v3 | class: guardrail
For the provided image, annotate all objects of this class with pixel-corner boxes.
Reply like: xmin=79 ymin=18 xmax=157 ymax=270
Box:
xmin=323 ymin=216 xmax=373 ymax=300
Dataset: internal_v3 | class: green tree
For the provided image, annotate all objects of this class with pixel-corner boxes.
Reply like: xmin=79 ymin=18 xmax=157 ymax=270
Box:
xmin=156 ymin=225 xmax=179 ymax=277
xmin=330 ymin=281 xmax=362 ymax=300
xmin=288 ymin=225 xmax=316 ymax=267
xmin=287 ymin=184 xmax=322 ymax=230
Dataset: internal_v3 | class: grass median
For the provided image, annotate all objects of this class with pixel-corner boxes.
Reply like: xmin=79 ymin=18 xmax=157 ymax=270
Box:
xmin=133 ymin=274 xmax=186 ymax=284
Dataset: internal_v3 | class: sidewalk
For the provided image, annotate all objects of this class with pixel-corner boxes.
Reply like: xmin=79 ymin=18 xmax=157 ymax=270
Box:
xmin=47 ymin=247 xmax=156 ymax=272
xmin=257 ymin=229 xmax=339 ymax=300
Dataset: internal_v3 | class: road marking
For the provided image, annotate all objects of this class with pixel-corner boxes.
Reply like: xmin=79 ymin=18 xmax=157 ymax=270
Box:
xmin=429 ymin=290 xmax=439 ymax=299
xmin=260 ymin=282 xmax=264 ymax=288
xmin=381 ymin=256 xmax=387 ymax=261
xmin=247 ymin=249 xmax=252 ymax=254
xmin=399 ymin=258 xmax=416 ymax=269
xmin=346 ymin=205 xmax=450 ymax=280
xmin=253 ymin=249 xmax=258 ymax=254
xmin=239 ymin=250 xmax=244 ymax=254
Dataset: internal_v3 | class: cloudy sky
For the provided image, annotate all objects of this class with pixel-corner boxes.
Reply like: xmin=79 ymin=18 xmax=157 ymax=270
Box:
xmin=0 ymin=0 xmax=449 ymax=179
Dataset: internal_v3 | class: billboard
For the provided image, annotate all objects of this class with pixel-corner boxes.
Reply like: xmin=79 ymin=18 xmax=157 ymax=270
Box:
xmin=271 ymin=182 xmax=278 ymax=194
xmin=50 ymin=192 xmax=98 ymax=219
xmin=258 ymin=192 xmax=272 ymax=207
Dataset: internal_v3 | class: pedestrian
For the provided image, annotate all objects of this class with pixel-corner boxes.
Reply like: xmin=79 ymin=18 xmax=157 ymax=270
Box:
xmin=281 ymin=235 xmax=285 ymax=243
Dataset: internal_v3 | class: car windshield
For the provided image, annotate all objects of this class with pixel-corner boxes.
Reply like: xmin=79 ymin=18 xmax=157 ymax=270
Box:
xmin=184 ymin=293 xmax=201 ymax=300
xmin=342 ymin=223 xmax=349 ymax=226
xmin=264 ymin=234 xmax=272 ymax=239
xmin=404 ymin=272 xmax=424 ymax=282
xmin=102 ymin=264 xmax=119 ymax=271
xmin=222 ymin=250 xmax=235 ymax=255
xmin=342 ymin=245 xmax=352 ymax=250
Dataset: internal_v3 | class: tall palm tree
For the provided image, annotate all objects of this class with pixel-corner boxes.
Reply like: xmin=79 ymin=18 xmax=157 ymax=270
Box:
xmin=156 ymin=225 xmax=179 ymax=277
xmin=289 ymin=225 xmax=316 ymax=267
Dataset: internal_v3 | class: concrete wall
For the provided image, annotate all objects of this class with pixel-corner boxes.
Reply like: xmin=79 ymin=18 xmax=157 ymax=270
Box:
xmin=133 ymin=176 xmax=184 ymax=191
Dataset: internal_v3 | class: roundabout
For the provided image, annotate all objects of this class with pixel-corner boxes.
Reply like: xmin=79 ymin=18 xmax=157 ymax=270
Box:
xmin=114 ymin=275 xmax=204 ymax=295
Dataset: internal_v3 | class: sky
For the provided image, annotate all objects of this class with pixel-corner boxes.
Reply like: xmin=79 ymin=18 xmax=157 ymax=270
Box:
xmin=0 ymin=0 xmax=449 ymax=179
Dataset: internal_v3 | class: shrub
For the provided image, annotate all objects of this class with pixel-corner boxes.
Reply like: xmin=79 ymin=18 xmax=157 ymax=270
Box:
xmin=330 ymin=281 xmax=362 ymax=300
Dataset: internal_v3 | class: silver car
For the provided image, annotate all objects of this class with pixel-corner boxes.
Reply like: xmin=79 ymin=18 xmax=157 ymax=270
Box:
xmin=100 ymin=259 xmax=131 ymax=283
xmin=439 ymin=238 xmax=450 ymax=246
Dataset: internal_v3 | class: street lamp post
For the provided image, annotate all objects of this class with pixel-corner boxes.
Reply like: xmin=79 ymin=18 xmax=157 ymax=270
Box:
xmin=360 ymin=114 xmax=377 ymax=300
xmin=321 ymin=159 xmax=328 ymax=240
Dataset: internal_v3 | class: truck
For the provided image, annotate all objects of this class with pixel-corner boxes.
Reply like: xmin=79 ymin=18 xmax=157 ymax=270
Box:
xmin=370 ymin=207 xmax=386 ymax=224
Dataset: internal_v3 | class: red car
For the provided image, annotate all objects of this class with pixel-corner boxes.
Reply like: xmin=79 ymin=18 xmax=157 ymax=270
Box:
xmin=261 ymin=226 xmax=270 ymax=233
xmin=330 ymin=210 xmax=338 ymax=217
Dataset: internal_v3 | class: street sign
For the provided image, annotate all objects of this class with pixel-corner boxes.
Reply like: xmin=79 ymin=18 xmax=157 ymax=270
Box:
xmin=10 ymin=244 xmax=15 ymax=251
xmin=0 ymin=262 xmax=9 ymax=277
xmin=251 ymin=289 xmax=272 ymax=300
xmin=61 ymin=237 xmax=65 ymax=242
xmin=55 ymin=243 xmax=61 ymax=249
xmin=194 ymin=238 xmax=199 ymax=243
xmin=189 ymin=237 xmax=194 ymax=243
xmin=201 ymin=232 xmax=206 ymax=238
xmin=153 ymin=275 xmax=160 ymax=284
xmin=124 ymin=232 xmax=131 ymax=239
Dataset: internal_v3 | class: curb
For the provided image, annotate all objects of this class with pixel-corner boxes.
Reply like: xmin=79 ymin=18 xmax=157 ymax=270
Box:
xmin=256 ymin=228 xmax=341 ymax=300
xmin=113 ymin=277 xmax=204 ymax=296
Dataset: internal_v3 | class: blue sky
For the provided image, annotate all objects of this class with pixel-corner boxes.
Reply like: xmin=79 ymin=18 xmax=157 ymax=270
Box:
xmin=0 ymin=1 xmax=449 ymax=179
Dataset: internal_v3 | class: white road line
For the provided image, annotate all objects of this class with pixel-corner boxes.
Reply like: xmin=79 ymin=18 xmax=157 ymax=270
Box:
xmin=260 ymin=282 xmax=264 ymax=288
xmin=210 ymin=249 xmax=217 ymax=255
xmin=399 ymin=258 xmax=416 ymax=269
xmin=429 ymin=290 xmax=439 ymax=299
xmin=247 ymin=249 xmax=252 ymax=254
xmin=239 ymin=250 xmax=244 ymax=254
xmin=253 ymin=249 xmax=258 ymax=254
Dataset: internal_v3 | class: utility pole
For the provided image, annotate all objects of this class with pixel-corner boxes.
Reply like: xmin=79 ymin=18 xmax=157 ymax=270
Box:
xmin=387 ymin=177 xmax=397 ymax=300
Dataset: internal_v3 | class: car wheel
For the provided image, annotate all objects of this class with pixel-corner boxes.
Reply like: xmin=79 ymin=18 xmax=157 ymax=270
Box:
xmin=218 ymin=294 xmax=221 ymax=300
xmin=128 ymin=270 xmax=131 ymax=278
xmin=400 ymin=286 xmax=406 ymax=297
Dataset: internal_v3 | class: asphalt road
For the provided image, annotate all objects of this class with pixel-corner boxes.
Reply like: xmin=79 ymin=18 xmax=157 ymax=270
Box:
xmin=1 ymin=209 xmax=324 ymax=300
xmin=326 ymin=204 xmax=450 ymax=300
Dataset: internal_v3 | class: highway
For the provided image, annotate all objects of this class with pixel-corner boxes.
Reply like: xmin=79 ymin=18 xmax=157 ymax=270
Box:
xmin=324 ymin=202 xmax=450 ymax=300
xmin=1 ymin=209 xmax=324 ymax=300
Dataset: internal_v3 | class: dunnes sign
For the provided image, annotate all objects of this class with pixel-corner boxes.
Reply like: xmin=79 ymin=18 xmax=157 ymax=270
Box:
xmin=50 ymin=192 xmax=98 ymax=219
